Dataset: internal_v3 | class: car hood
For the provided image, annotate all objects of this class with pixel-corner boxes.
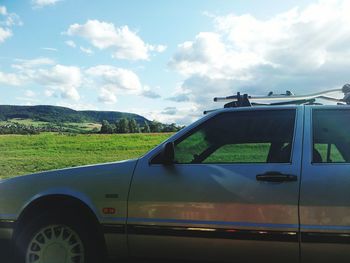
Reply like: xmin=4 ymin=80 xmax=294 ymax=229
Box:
xmin=0 ymin=159 xmax=138 ymax=220
xmin=1 ymin=159 xmax=138 ymax=183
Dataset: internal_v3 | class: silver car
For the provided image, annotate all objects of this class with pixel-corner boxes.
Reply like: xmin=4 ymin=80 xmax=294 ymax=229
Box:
xmin=1 ymin=90 xmax=350 ymax=263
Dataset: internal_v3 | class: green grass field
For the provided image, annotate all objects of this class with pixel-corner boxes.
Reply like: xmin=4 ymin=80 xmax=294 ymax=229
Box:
xmin=0 ymin=133 xmax=172 ymax=179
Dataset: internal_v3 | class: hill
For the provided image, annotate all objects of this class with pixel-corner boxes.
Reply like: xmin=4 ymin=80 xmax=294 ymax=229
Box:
xmin=0 ymin=105 xmax=149 ymax=125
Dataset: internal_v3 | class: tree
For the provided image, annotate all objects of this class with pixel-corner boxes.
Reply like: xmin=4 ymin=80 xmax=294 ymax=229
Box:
xmin=150 ymin=120 xmax=162 ymax=133
xmin=114 ymin=121 xmax=121 ymax=133
xmin=162 ymin=123 xmax=179 ymax=132
xmin=118 ymin=118 xmax=129 ymax=133
xmin=100 ymin=120 xmax=114 ymax=134
xmin=100 ymin=120 xmax=110 ymax=133
xmin=128 ymin=119 xmax=139 ymax=133
xmin=142 ymin=121 xmax=150 ymax=133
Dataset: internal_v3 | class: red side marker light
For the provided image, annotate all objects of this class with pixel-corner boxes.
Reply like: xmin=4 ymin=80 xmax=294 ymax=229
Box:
xmin=102 ymin=207 xmax=116 ymax=214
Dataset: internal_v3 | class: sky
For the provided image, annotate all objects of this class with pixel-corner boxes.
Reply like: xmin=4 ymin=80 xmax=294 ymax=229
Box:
xmin=1 ymin=0 xmax=350 ymax=125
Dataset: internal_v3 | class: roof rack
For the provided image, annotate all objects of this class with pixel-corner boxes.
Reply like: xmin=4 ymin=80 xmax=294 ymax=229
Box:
xmin=204 ymin=84 xmax=350 ymax=114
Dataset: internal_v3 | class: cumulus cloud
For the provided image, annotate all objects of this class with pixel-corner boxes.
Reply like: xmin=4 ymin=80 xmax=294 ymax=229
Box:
xmin=86 ymin=65 xmax=142 ymax=91
xmin=32 ymin=0 xmax=61 ymax=9
xmin=12 ymin=57 xmax=55 ymax=70
xmin=44 ymin=89 xmax=56 ymax=97
xmin=161 ymin=107 xmax=177 ymax=115
xmin=0 ymin=6 xmax=6 ymax=15
xmin=34 ymin=65 xmax=82 ymax=100
xmin=98 ymin=88 xmax=117 ymax=104
xmin=65 ymin=19 xmax=166 ymax=60
xmin=2 ymin=58 xmax=82 ymax=101
xmin=167 ymin=93 xmax=190 ymax=102
xmin=0 ymin=27 xmax=11 ymax=43
xmin=86 ymin=65 xmax=142 ymax=103
xmin=145 ymin=105 xmax=201 ymax=125
xmin=1 ymin=56 xmax=157 ymax=105
xmin=80 ymin=46 xmax=93 ymax=55
xmin=24 ymin=90 xmax=36 ymax=97
xmin=0 ymin=58 xmax=55 ymax=86
xmin=65 ymin=40 xmax=76 ymax=48
xmin=0 ymin=5 xmax=21 ymax=43
xmin=0 ymin=71 xmax=23 ymax=86
xmin=170 ymin=0 xmax=350 ymax=110
xmin=141 ymin=85 xmax=161 ymax=99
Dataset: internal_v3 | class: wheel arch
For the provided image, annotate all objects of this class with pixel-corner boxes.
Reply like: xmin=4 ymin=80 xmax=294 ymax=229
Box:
xmin=13 ymin=192 xmax=107 ymax=257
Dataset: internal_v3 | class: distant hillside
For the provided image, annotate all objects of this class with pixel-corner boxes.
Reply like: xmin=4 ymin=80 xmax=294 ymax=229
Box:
xmin=0 ymin=105 xmax=149 ymax=125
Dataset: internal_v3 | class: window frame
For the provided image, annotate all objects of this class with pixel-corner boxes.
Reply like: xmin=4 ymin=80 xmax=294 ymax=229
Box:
xmin=150 ymin=108 xmax=297 ymax=165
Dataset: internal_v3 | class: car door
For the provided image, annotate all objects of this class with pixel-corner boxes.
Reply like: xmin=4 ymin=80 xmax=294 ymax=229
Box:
xmin=300 ymin=106 xmax=350 ymax=263
xmin=128 ymin=107 xmax=303 ymax=263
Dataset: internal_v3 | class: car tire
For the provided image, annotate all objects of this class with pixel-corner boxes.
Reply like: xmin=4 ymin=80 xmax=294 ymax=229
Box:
xmin=13 ymin=210 xmax=102 ymax=263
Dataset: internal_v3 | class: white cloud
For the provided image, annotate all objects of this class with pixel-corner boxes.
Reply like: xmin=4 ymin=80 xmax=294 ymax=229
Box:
xmin=1 ymin=58 xmax=56 ymax=86
xmin=32 ymin=0 xmax=61 ymax=9
xmin=44 ymin=89 xmax=56 ymax=97
xmin=42 ymin=47 xmax=58 ymax=52
xmin=0 ymin=5 xmax=21 ymax=44
xmin=0 ymin=71 xmax=23 ymax=86
xmin=85 ymin=65 xmax=160 ymax=102
xmin=141 ymin=85 xmax=161 ymax=99
xmin=65 ymin=40 xmax=76 ymax=48
xmin=0 ymin=6 xmax=7 ymax=16
xmin=149 ymin=44 xmax=167 ymax=53
xmin=145 ymin=105 xmax=200 ymax=125
xmin=12 ymin=57 xmax=55 ymax=70
xmin=86 ymin=65 xmax=142 ymax=103
xmin=54 ymin=101 xmax=99 ymax=111
xmin=98 ymin=88 xmax=117 ymax=104
xmin=16 ymin=90 xmax=40 ymax=104
xmin=1 ymin=57 xmax=155 ymax=105
xmin=65 ymin=19 xmax=165 ymax=60
xmin=1 ymin=58 xmax=81 ymax=101
xmin=8 ymin=60 xmax=82 ymax=101
xmin=24 ymin=90 xmax=36 ymax=97
xmin=80 ymin=46 xmax=93 ymax=55
xmin=0 ymin=27 xmax=11 ymax=43
xmin=161 ymin=107 xmax=177 ymax=115
xmin=169 ymin=0 xmax=350 ymax=111
xmin=35 ymin=64 xmax=81 ymax=100
xmin=86 ymin=65 xmax=142 ymax=91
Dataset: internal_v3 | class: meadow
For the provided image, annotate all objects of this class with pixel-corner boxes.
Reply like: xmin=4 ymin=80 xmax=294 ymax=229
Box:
xmin=0 ymin=133 xmax=172 ymax=179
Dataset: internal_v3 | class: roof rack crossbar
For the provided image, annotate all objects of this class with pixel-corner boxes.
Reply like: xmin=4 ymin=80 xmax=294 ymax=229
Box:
xmin=203 ymin=84 xmax=350 ymax=114
xmin=214 ymin=84 xmax=350 ymax=105
xmin=214 ymin=88 xmax=345 ymax=103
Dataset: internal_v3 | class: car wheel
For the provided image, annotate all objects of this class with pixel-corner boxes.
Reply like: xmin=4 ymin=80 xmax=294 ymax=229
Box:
xmin=14 ymin=211 xmax=101 ymax=263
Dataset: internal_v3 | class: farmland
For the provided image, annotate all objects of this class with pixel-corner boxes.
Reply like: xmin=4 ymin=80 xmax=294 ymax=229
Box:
xmin=0 ymin=133 xmax=172 ymax=179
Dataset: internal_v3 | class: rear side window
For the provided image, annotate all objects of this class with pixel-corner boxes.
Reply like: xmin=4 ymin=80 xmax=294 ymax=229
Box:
xmin=173 ymin=110 xmax=296 ymax=164
xmin=312 ymin=110 xmax=350 ymax=163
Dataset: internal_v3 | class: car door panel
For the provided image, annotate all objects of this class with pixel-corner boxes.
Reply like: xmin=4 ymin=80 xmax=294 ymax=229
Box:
xmin=128 ymin=107 xmax=303 ymax=263
xmin=300 ymin=107 xmax=350 ymax=263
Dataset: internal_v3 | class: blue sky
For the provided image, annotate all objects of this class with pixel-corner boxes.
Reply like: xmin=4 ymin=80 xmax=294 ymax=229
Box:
xmin=1 ymin=0 xmax=350 ymax=124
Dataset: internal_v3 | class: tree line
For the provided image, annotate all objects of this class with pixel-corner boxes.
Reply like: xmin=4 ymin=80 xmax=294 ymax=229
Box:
xmin=0 ymin=122 xmax=82 ymax=135
xmin=0 ymin=123 xmax=40 ymax=135
xmin=100 ymin=118 xmax=182 ymax=134
xmin=0 ymin=119 xmax=183 ymax=135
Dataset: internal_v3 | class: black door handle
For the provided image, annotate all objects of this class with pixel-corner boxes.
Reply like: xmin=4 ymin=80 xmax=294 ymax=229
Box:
xmin=256 ymin=171 xmax=297 ymax=182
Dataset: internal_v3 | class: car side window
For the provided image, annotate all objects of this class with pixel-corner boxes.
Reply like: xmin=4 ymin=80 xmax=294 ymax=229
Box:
xmin=312 ymin=109 xmax=350 ymax=163
xmin=173 ymin=110 xmax=296 ymax=164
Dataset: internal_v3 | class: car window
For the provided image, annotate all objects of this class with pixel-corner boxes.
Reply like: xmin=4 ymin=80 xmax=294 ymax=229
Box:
xmin=314 ymin=143 xmax=345 ymax=163
xmin=173 ymin=109 xmax=296 ymax=164
xmin=203 ymin=143 xmax=271 ymax=163
xmin=312 ymin=109 xmax=350 ymax=163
